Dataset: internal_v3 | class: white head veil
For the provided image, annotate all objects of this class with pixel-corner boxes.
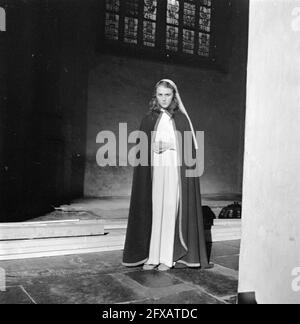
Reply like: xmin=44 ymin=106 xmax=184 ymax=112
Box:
xmin=156 ymin=79 xmax=199 ymax=150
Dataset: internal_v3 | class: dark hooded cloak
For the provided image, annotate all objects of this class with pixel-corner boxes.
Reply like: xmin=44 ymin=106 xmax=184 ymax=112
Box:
xmin=122 ymin=108 xmax=211 ymax=268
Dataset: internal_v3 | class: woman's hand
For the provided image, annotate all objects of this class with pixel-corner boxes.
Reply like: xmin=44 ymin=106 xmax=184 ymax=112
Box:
xmin=153 ymin=141 xmax=174 ymax=154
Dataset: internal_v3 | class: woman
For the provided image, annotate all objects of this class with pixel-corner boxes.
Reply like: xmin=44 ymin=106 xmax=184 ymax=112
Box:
xmin=122 ymin=79 xmax=212 ymax=271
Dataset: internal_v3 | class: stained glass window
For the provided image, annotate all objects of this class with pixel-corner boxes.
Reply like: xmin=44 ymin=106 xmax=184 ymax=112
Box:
xmin=143 ymin=0 xmax=157 ymax=47
xmin=105 ymin=13 xmax=119 ymax=41
xmin=182 ymin=1 xmax=196 ymax=55
xmin=200 ymin=0 xmax=212 ymax=7
xmin=199 ymin=4 xmax=211 ymax=33
xmin=183 ymin=29 xmax=195 ymax=54
xmin=198 ymin=0 xmax=212 ymax=56
xmin=183 ymin=1 xmax=196 ymax=28
xmin=105 ymin=0 xmax=120 ymax=41
xmin=103 ymin=0 xmax=215 ymax=64
xmin=198 ymin=32 xmax=210 ymax=57
xmin=125 ymin=0 xmax=139 ymax=16
xmin=144 ymin=0 xmax=157 ymax=21
xmin=105 ymin=0 xmax=120 ymax=13
xmin=167 ymin=0 xmax=180 ymax=26
xmin=143 ymin=21 xmax=156 ymax=47
xmin=166 ymin=0 xmax=180 ymax=52
xmin=166 ymin=25 xmax=179 ymax=52
xmin=124 ymin=17 xmax=139 ymax=44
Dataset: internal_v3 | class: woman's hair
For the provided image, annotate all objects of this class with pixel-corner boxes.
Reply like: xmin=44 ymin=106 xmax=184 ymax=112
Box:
xmin=149 ymin=80 xmax=179 ymax=115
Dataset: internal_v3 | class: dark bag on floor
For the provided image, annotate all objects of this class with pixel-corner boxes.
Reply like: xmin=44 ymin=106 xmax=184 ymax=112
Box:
xmin=219 ymin=202 xmax=242 ymax=219
xmin=202 ymin=206 xmax=216 ymax=229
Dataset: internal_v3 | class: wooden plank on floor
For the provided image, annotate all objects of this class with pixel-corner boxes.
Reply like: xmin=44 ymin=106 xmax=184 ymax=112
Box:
xmin=105 ymin=219 xmax=242 ymax=230
xmin=0 ymin=230 xmax=126 ymax=260
xmin=0 ymin=220 xmax=241 ymax=260
xmin=0 ymin=245 xmax=125 ymax=261
xmin=0 ymin=220 xmax=105 ymax=240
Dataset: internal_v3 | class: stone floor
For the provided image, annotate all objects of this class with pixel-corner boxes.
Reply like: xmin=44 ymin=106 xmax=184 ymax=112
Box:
xmin=30 ymin=195 xmax=242 ymax=222
xmin=0 ymin=240 xmax=240 ymax=304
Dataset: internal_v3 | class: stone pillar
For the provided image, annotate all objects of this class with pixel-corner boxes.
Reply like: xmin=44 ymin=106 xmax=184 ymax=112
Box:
xmin=238 ymin=0 xmax=300 ymax=304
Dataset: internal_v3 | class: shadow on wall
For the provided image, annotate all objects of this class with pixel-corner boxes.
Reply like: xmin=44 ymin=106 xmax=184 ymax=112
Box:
xmin=1 ymin=0 xmax=93 ymax=222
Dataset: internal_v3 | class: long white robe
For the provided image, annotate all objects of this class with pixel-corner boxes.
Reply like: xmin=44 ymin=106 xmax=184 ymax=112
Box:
xmin=146 ymin=110 xmax=180 ymax=268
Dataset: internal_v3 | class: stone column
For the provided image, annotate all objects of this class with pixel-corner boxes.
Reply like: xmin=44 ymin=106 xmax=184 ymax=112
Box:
xmin=239 ymin=0 xmax=300 ymax=304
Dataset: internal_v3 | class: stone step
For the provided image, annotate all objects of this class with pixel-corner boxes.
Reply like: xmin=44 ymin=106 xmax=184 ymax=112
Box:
xmin=0 ymin=220 xmax=105 ymax=240
xmin=0 ymin=231 xmax=126 ymax=261
xmin=104 ymin=219 xmax=241 ymax=229
xmin=31 ymin=197 xmax=241 ymax=222
xmin=0 ymin=219 xmax=241 ymax=260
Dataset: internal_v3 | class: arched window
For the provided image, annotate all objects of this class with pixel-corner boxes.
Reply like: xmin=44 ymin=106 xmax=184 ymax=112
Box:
xmin=0 ymin=7 xmax=6 ymax=32
xmin=100 ymin=0 xmax=216 ymax=68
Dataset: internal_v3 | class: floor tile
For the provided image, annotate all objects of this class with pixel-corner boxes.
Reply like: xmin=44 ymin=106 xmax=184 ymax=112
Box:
xmin=22 ymin=273 xmax=141 ymax=304
xmin=1 ymin=251 xmax=127 ymax=279
xmin=171 ymin=268 xmax=238 ymax=298
xmin=222 ymin=240 xmax=241 ymax=249
xmin=210 ymin=242 xmax=240 ymax=258
xmin=0 ymin=239 xmax=240 ymax=304
xmin=0 ymin=286 xmax=34 ymax=304
xmin=213 ymin=255 xmax=239 ymax=271
xmin=133 ymin=290 xmax=224 ymax=304
xmin=125 ymin=270 xmax=182 ymax=289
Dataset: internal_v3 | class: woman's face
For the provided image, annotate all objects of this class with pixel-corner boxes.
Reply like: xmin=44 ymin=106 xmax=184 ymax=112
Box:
xmin=156 ymin=85 xmax=174 ymax=109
